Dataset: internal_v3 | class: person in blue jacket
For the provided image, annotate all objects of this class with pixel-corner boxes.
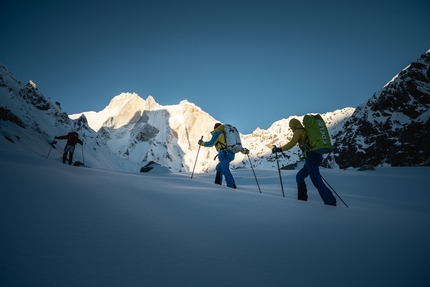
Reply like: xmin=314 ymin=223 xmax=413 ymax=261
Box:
xmin=199 ymin=123 xmax=249 ymax=189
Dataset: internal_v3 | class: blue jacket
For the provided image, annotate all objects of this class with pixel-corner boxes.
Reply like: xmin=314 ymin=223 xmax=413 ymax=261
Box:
xmin=203 ymin=130 xmax=226 ymax=152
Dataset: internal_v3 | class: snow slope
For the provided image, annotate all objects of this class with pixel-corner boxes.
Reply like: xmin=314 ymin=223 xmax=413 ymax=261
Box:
xmin=1 ymin=141 xmax=429 ymax=287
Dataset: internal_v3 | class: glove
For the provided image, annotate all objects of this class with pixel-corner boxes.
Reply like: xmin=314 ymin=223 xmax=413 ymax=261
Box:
xmin=54 ymin=136 xmax=58 ymax=139
xmin=272 ymin=146 xmax=282 ymax=154
xmin=242 ymin=148 xmax=250 ymax=155
xmin=198 ymin=139 xmax=204 ymax=146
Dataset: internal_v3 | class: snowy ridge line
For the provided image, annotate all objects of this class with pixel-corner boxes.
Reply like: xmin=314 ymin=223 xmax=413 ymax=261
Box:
xmin=2 ymin=49 xmax=429 ymax=171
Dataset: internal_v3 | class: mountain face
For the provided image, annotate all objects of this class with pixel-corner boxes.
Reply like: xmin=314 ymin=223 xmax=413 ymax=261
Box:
xmin=2 ymin=50 xmax=429 ymax=172
xmin=331 ymin=50 xmax=430 ymax=169
xmin=240 ymin=108 xmax=355 ymax=170
xmin=0 ymin=63 xmax=132 ymax=170
xmin=71 ymin=93 xmax=221 ymax=172
xmin=72 ymin=92 xmax=354 ymax=172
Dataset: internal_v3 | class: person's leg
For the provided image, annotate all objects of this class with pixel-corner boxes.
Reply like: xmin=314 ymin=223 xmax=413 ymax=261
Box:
xmin=214 ymin=171 xmax=222 ymax=185
xmin=215 ymin=157 xmax=224 ymax=185
xmin=68 ymin=151 xmax=74 ymax=165
xmin=296 ymin=165 xmax=309 ymax=201
xmin=219 ymin=151 xmax=236 ymax=188
xmin=307 ymin=152 xmax=336 ymax=205
xmin=63 ymin=145 xmax=72 ymax=164
xmin=62 ymin=151 xmax=67 ymax=164
xmin=63 ymin=145 xmax=75 ymax=165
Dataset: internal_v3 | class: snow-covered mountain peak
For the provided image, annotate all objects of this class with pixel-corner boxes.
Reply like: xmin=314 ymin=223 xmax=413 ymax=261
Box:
xmin=333 ymin=50 xmax=430 ymax=168
xmin=0 ymin=65 xmax=133 ymax=170
xmin=3 ymin=49 xmax=429 ymax=172
xmin=106 ymin=92 xmax=144 ymax=110
xmin=179 ymin=99 xmax=199 ymax=107
xmin=28 ymin=80 xmax=37 ymax=89
xmin=70 ymin=90 xmax=356 ymax=172
xmin=71 ymin=93 xmax=166 ymax=132
xmin=145 ymin=95 xmax=159 ymax=110
xmin=88 ymin=93 xmax=220 ymax=172
xmin=70 ymin=93 xmax=148 ymax=131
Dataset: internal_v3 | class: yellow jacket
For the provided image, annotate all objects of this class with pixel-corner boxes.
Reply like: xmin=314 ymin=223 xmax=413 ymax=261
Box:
xmin=203 ymin=125 xmax=227 ymax=152
xmin=202 ymin=124 xmax=248 ymax=154
xmin=280 ymin=118 xmax=308 ymax=151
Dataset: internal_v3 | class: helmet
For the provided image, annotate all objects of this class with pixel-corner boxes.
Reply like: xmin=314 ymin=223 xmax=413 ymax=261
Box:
xmin=214 ymin=123 xmax=222 ymax=129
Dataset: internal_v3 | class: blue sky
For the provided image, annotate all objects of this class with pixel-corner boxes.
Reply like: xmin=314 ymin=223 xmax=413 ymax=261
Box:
xmin=2 ymin=0 xmax=429 ymax=134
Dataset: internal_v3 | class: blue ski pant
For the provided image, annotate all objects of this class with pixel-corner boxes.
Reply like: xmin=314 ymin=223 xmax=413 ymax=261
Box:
xmin=296 ymin=152 xmax=336 ymax=205
xmin=216 ymin=150 xmax=236 ymax=188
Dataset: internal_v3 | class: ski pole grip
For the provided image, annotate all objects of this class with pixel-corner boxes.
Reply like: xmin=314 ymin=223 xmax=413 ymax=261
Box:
xmin=272 ymin=145 xmax=279 ymax=158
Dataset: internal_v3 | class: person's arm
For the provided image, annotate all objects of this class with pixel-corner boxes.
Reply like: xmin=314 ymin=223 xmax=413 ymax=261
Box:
xmin=280 ymin=131 xmax=301 ymax=151
xmin=201 ymin=131 xmax=222 ymax=147
xmin=240 ymin=148 xmax=250 ymax=154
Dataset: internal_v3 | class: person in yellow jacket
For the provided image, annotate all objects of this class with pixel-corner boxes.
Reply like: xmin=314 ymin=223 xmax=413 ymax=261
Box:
xmin=199 ymin=123 xmax=249 ymax=189
xmin=272 ymin=118 xmax=336 ymax=205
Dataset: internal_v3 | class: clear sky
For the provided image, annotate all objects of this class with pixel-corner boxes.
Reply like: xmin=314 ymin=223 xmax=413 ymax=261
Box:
xmin=2 ymin=0 xmax=429 ymax=134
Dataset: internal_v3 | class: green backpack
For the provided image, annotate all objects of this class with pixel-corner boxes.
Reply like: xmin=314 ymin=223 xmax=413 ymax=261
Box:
xmin=302 ymin=114 xmax=332 ymax=154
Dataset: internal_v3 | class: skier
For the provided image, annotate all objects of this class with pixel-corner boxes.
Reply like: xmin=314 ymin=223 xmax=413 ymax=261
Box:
xmin=271 ymin=118 xmax=337 ymax=206
xmin=198 ymin=123 xmax=249 ymax=189
xmin=55 ymin=131 xmax=83 ymax=165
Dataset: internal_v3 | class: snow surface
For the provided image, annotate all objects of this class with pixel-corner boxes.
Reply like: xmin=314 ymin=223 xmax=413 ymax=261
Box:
xmin=1 ymin=143 xmax=429 ymax=287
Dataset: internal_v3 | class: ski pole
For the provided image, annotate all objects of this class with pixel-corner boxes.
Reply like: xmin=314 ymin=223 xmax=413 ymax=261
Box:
xmin=274 ymin=147 xmax=285 ymax=197
xmin=246 ymin=154 xmax=262 ymax=194
xmin=46 ymin=139 xmax=57 ymax=158
xmin=81 ymin=144 xmax=85 ymax=166
xmin=321 ymin=175 xmax=349 ymax=208
xmin=191 ymin=136 xmax=203 ymax=179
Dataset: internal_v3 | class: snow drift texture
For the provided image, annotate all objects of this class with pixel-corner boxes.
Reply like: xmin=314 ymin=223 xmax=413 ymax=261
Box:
xmin=1 ymin=138 xmax=430 ymax=287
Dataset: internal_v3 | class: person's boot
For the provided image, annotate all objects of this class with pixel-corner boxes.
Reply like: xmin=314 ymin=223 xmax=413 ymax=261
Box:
xmin=298 ymin=182 xmax=308 ymax=201
xmin=68 ymin=153 xmax=73 ymax=165
xmin=214 ymin=172 xmax=221 ymax=185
